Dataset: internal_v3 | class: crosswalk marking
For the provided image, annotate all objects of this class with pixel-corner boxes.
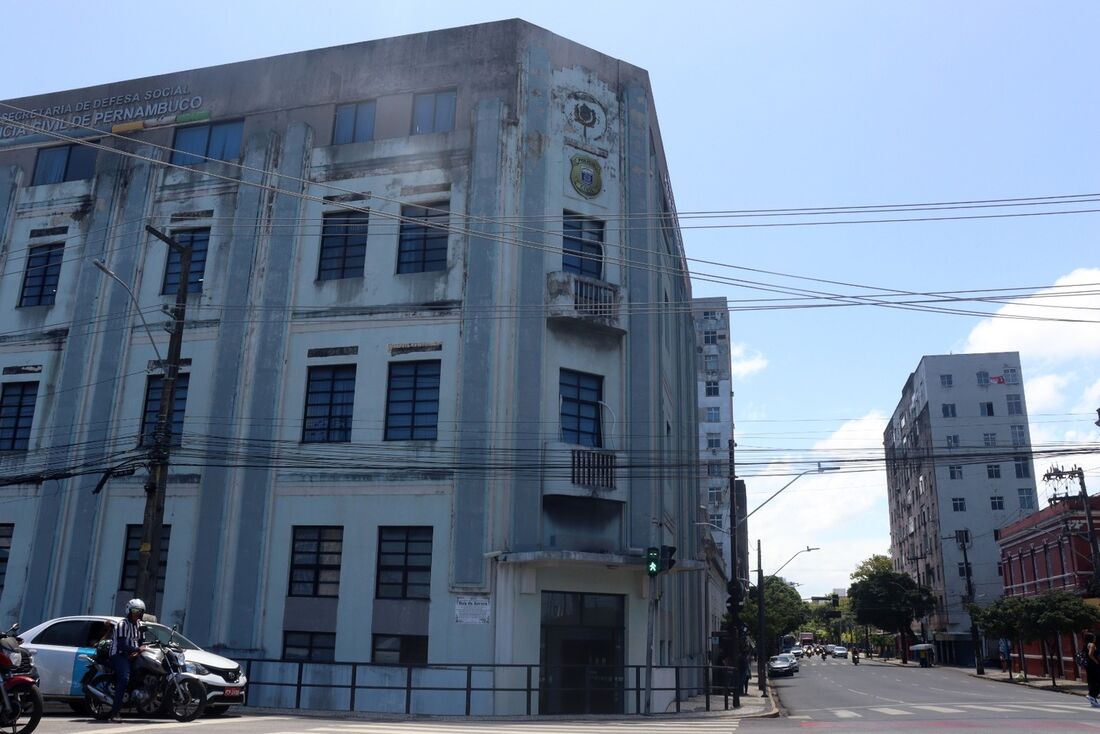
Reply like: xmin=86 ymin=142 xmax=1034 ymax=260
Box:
xmin=912 ymin=705 xmax=964 ymax=713
xmin=958 ymin=704 xmax=1016 ymax=712
xmin=832 ymin=710 xmax=861 ymax=718
xmin=869 ymin=707 xmax=912 ymax=715
xmin=307 ymin=721 xmax=741 ymax=733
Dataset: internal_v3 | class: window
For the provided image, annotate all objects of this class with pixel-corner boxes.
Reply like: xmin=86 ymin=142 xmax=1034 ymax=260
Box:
xmin=333 ymin=100 xmax=376 ymax=144
xmin=704 ymin=354 xmax=719 ymax=372
xmin=317 ymin=212 xmax=368 ymax=281
xmin=709 ymin=513 xmax=724 ymax=531
xmin=0 ymin=382 xmax=39 ymax=451
xmin=991 ymin=495 xmax=1005 ymax=511
xmin=1014 ymin=457 xmax=1031 ymax=479
xmin=705 ymin=380 xmax=719 ymax=397
xmin=976 ymin=371 xmax=990 ymax=386
xmin=703 ymin=330 xmax=718 ymax=345
xmin=141 ymin=373 xmax=190 ymax=447
xmin=0 ymin=524 xmax=11 ymax=597
xmin=170 ymin=120 xmax=243 ymax=165
xmin=706 ymin=407 xmax=720 ymax=423
xmin=376 ymin=526 xmax=432 ymax=599
xmin=949 ymin=465 xmax=963 ymax=480
xmin=1004 ymin=368 xmax=1019 ymax=385
xmin=952 ymin=497 xmax=966 ymax=512
xmin=372 ymin=634 xmax=428 ymax=665
xmin=706 ymin=433 xmax=721 ymax=450
xmin=980 ymin=402 xmax=995 ymax=417
xmin=397 ymin=203 xmax=448 ymax=273
xmin=19 ymin=243 xmax=64 ymax=307
xmin=161 ymin=229 xmax=209 ymax=294
xmin=119 ymin=524 xmax=170 ymax=594
xmin=385 ymin=361 xmax=441 ymax=441
xmin=708 ymin=486 xmax=722 ymax=506
xmin=957 ymin=562 xmax=972 ymax=578
xmin=33 ymin=620 xmax=96 ymax=647
xmin=1018 ymin=487 xmax=1036 ymax=510
xmin=983 ymin=433 xmax=997 ymax=448
xmin=956 ymin=529 xmax=971 ymax=544
xmin=987 ymin=464 xmax=1001 ymax=479
xmin=561 ymin=213 xmax=604 ymax=279
xmin=288 ymin=526 xmax=343 ymax=597
xmin=707 ymin=462 xmax=723 ymax=477
xmin=703 ymin=310 xmax=718 ymax=320
xmin=283 ymin=631 xmax=335 ymax=662
xmin=942 ymin=403 xmax=956 ymax=418
xmin=940 ymin=374 xmax=953 ymax=388
xmin=946 ymin=434 xmax=960 ymax=448
xmin=559 ymin=368 xmax=602 ymax=447
xmin=1011 ymin=425 xmax=1026 ymax=446
xmin=1007 ymin=394 xmax=1023 ymax=415
xmin=302 ymin=365 xmax=356 ymax=443
xmin=32 ymin=143 xmax=96 ymax=185
xmin=412 ymin=89 xmax=456 ymax=135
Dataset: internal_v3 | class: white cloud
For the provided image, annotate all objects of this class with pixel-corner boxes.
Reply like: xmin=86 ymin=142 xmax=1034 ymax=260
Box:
xmin=1074 ymin=378 xmax=1100 ymax=414
xmin=1024 ymin=374 xmax=1071 ymax=413
xmin=744 ymin=412 xmax=891 ymax=596
xmin=729 ymin=343 xmax=768 ymax=379
xmin=963 ymin=268 xmax=1100 ymax=362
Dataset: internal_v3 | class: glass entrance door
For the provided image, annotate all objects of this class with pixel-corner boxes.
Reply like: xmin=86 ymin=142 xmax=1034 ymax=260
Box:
xmin=539 ymin=591 xmax=625 ymax=714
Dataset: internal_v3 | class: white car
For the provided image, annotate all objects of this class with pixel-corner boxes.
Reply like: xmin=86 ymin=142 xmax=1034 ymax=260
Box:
xmin=788 ymin=646 xmax=804 ymax=658
xmin=833 ymin=646 xmax=849 ymax=658
xmin=20 ymin=616 xmax=247 ymax=715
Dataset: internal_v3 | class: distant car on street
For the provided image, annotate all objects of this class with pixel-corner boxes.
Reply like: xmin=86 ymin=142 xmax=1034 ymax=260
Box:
xmin=19 ymin=616 xmax=247 ymax=716
xmin=825 ymin=644 xmax=836 ymax=655
xmin=768 ymin=653 xmax=799 ymax=677
xmin=789 ymin=646 xmax=804 ymax=658
xmin=833 ymin=646 xmax=849 ymax=658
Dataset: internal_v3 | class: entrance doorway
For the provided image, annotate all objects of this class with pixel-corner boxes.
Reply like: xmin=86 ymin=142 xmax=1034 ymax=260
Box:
xmin=539 ymin=591 xmax=625 ymax=714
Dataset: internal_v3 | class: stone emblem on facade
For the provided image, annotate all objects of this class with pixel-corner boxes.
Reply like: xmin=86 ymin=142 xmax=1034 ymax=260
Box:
xmin=566 ymin=92 xmax=607 ymax=140
xmin=569 ymin=154 xmax=603 ymax=198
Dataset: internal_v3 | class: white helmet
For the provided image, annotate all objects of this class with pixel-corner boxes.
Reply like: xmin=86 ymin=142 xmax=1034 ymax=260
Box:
xmin=126 ymin=598 xmax=147 ymax=615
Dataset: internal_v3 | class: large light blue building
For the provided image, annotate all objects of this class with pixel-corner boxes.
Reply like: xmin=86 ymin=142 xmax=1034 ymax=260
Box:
xmin=0 ymin=20 xmax=706 ymax=714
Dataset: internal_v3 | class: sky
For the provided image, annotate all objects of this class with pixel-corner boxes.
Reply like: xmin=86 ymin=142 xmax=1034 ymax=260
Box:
xmin=3 ymin=1 xmax=1098 ymax=596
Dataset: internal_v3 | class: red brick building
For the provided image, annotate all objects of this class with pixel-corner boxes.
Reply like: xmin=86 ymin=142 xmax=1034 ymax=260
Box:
xmin=996 ymin=494 xmax=1100 ymax=680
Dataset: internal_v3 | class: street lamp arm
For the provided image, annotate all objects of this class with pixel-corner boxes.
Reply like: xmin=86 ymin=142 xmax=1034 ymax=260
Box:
xmin=741 ymin=463 xmax=840 ymax=526
xmin=93 ymin=260 xmax=164 ymax=365
xmin=767 ymin=546 xmax=821 ymax=581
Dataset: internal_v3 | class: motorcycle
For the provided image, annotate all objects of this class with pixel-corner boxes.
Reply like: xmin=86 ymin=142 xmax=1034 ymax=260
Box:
xmin=81 ymin=635 xmax=207 ymax=722
xmin=0 ymin=624 xmax=42 ymax=734
xmin=852 ymin=653 xmax=860 ymax=666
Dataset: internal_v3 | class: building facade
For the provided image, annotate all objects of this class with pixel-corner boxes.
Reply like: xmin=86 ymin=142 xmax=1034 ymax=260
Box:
xmin=884 ymin=352 xmax=1038 ymax=665
xmin=0 ymin=21 xmax=704 ymax=714
xmin=995 ymin=493 xmax=1100 ymax=681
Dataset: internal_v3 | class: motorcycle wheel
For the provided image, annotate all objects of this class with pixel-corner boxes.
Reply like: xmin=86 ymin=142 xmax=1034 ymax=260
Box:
xmin=167 ymin=679 xmax=207 ymax=722
xmin=0 ymin=683 xmax=43 ymax=734
xmin=83 ymin=675 xmax=115 ymax=721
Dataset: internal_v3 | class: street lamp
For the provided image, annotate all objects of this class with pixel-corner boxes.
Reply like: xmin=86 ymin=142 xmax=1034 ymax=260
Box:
xmin=93 ymin=260 xmax=163 ymax=365
xmin=744 ymin=463 xmax=839 ymax=525
xmin=754 ymin=543 xmax=821 ymax=693
xmin=768 ymin=546 xmax=821 ymax=581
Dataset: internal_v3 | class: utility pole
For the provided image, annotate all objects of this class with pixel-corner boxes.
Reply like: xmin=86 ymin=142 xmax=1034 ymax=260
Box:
xmin=724 ymin=439 xmax=741 ymax=708
xmin=756 ymin=539 xmax=765 ymax=692
xmin=133 ymin=225 xmax=191 ymax=613
xmin=1044 ymin=466 xmax=1100 ymax=593
xmin=958 ymin=529 xmax=984 ymax=675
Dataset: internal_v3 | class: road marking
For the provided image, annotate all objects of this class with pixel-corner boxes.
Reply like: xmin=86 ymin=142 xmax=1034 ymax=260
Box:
xmin=869 ymin=707 xmax=912 ymax=715
xmin=833 ymin=710 xmax=861 ymax=718
xmin=912 ymin=705 xmax=964 ymax=713
xmin=73 ymin=717 xmax=292 ymax=734
xmin=958 ymin=704 xmax=1017 ymax=712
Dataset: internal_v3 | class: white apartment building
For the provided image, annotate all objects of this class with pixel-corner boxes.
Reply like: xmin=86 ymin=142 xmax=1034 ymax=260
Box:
xmin=885 ymin=352 xmax=1038 ymax=666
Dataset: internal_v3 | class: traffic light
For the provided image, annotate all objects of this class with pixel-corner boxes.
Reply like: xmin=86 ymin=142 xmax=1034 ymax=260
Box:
xmin=646 ymin=547 xmax=660 ymax=577
xmin=661 ymin=545 xmax=677 ymax=573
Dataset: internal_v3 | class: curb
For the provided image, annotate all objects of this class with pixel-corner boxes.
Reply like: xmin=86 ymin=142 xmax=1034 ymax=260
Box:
xmin=965 ymin=672 xmax=1089 ymax=698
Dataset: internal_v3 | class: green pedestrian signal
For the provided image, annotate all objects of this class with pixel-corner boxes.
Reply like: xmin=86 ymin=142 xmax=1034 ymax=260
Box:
xmin=646 ymin=546 xmax=660 ymax=577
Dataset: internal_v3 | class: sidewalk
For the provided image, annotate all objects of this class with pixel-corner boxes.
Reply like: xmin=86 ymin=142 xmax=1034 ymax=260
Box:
xmin=669 ymin=686 xmax=778 ymax=717
xmin=872 ymin=655 xmax=1090 ymax=697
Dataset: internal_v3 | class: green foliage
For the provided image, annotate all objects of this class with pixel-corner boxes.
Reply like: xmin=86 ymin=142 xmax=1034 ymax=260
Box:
xmin=1021 ymin=591 xmax=1100 ymax=643
xmin=850 ymin=554 xmax=893 ymax=583
xmin=848 ymin=568 xmax=934 ymax=638
xmin=744 ymin=577 xmax=808 ymax=657
xmin=969 ymin=596 xmax=1027 ymax=641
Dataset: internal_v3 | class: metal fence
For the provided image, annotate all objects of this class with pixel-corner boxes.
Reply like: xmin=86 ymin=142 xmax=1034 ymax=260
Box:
xmin=240 ymin=660 xmax=742 ymax=716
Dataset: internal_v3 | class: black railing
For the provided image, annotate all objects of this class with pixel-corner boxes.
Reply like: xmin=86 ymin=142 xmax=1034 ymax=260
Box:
xmin=240 ymin=660 xmax=741 ymax=716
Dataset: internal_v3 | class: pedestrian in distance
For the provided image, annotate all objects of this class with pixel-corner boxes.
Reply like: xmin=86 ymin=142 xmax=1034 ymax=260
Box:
xmin=741 ymin=658 xmax=751 ymax=694
xmin=1086 ymin=632 xmax=1100 ymax=708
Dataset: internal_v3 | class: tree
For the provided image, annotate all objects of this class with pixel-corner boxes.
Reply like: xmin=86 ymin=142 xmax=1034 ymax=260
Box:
xmin=744 ymin=576 xmax=808 ymax=658
xmin=1021 ymin=591 xmax=1100 ymax=687
xmin=850 ymin=554 xmax=893 ymax=583
xmin=848 ymin=569 xmax=934 ymax=664
xmin=970 ymin=596 xmax=1028 ymax=680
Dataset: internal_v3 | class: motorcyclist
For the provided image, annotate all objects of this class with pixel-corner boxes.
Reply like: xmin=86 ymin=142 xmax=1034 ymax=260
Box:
xmin=107 ymin=598 xmax=148 ymax=721
xmin=852 ymin=648 xmax=860 ymax=665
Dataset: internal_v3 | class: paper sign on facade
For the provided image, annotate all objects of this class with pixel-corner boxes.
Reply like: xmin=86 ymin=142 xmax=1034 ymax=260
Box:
xmin=455 ymin=596 xmax=491 ymax=624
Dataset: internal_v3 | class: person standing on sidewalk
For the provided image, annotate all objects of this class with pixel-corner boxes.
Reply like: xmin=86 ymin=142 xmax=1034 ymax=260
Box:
xmin=1085 ymin=632 xmax=1100 ymax=707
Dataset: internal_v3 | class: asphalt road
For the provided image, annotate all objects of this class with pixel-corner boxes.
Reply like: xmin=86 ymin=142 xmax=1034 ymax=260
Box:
xmin=743 ymin=655 xmax=1100 ymax=732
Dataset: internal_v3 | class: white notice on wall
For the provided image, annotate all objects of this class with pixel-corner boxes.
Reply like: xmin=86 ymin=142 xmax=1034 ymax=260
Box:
xmin=455 ymin=596 xmax=491 ymax=624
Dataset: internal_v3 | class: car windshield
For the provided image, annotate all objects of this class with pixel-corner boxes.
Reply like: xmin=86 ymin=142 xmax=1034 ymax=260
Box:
xmin=141 ymin=623 xmax=200 ymax=650
xmin=775 ymin=654 xmax=793 ymax=662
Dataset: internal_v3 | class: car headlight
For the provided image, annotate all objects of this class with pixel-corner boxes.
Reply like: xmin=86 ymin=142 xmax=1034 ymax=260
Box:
xmin=183 ymin=662 xmax=209 ymax=675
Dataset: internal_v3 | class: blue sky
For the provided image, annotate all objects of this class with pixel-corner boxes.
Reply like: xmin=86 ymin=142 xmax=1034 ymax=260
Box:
xmin=4 ymin=1 xmax=1098 ymax=596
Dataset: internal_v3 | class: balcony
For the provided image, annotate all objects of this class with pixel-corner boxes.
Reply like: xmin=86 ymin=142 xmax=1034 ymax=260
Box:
xmin=546 ymin=271 xmax=624 ymax=335
xmin=542 ymin=441 xmax=625 ymax=502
